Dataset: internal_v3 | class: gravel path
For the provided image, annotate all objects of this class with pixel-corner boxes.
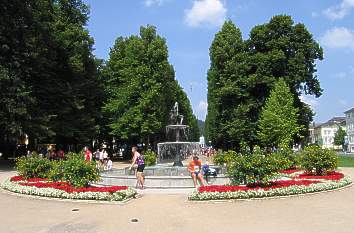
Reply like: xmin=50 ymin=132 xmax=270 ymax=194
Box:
xmin=1 ymin=167 xmax=354 ymax=233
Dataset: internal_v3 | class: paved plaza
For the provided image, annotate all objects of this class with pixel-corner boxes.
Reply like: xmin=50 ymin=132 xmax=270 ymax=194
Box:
xmin=1 ymin=166 xmax=354 ymax=233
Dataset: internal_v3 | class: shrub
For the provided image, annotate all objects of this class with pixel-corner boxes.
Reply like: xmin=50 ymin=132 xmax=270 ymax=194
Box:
xmin=213 ymin=150 xmax=238 ymax=166
xmin=16 ymin=155 xmax=52 ymax=178
xmin=49 ymin=151 xmax=100 ymax=188
xmin=298 ymin=145 xmax=338 ymax=175
xmin=272 ymin=147 xmax=297 ymax=170
xmin=228 ymin=146 xmax=284 ymax=186
xmin=143 ymin=150 xmax=157 ymax=166
xmin=48 ymin=160 xmax=65 ymax=182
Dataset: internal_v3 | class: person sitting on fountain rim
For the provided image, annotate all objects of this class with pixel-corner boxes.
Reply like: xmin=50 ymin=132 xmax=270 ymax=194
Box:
xmin=188 ymin=156 xmax=205 ymax=188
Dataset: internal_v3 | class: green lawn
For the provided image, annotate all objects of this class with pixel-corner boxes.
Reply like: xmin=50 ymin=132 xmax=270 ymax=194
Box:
xmin=338 ymin=156 xmax=354 ymax=167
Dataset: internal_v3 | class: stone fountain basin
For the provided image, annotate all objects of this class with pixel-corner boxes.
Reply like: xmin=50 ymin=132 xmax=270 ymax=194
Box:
xmin=104 ymin=165 xmax=225 ymax=176
xmin=97 ymin=165 xmax=228 ymax=188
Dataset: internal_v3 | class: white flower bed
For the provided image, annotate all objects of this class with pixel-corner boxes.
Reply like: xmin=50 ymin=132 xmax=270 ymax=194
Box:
xmin=1 ymin=179 xmax=137 ymax=202
xmin=188 ymin=176 xmax=352 ymax=201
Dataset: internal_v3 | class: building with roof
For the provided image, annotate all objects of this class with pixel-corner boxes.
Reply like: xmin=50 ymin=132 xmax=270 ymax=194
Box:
xmin=312 ymin=117 xmax=346 ymax=149
xmin=345 ymin=108 xmax=354 ymax=152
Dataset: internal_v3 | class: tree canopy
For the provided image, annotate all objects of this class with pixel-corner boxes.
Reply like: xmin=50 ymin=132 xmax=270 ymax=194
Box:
xmin=102 ymin=25 xmax=199 ymax=148
xmin=0 ymin=0 xmax=101 ymax=154
xmin=334 ymin=127 xmax=346 ymax=149
xmin=206 ymin=15 xmax=323 ymax=150
xmin=0 ymin=1 xmax=199 ymax=156
xmin=258 ymin=79 xmax=302 ymax=147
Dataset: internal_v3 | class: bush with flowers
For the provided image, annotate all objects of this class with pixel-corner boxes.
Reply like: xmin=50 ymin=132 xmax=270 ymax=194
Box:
xmin=227 ymin=146 xmax=289 ymax=186
xmin=298 ymin=145 xmax=338 ymax=175
xmin=1 ymin=175 xmax=137 ymax=201
xmin=48 ymin=152 xmax=100 ymax=188
xmin=15 ymin=152 xmax=100 ymax=188
xmin=143 ymin=150 xmax=157 ymax=166
xmin=16 ymin=154 xmax=52 ymax=179
xmin=1 ymin=152 xmax=137 ymax=201
xmin=189 ymin=144 xmax=351 ymax=201
xmin=189 ymin=171 xmax=351 ymax=201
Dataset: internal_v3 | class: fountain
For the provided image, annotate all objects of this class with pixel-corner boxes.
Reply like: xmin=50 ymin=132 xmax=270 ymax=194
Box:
xmin=157 ymin=102 xmax=201 ymax=166
xmin=98 ymin=102 xmax=227 ymax=188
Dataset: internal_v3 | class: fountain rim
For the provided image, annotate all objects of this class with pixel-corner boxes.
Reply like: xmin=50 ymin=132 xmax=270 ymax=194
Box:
xmin=157 ymin=141 xmax=200 ymax=145
xmin=166 ymin=124 xmax=189 ymax=128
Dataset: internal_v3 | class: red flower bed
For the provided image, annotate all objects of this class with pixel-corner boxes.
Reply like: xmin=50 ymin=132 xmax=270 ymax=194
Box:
xmin=10 ymin=176 xmax=24 ymax=182
xmin=280 ymin=169 xmax=300 ymax=174
xmin=10 ymin=176 xmax=48 ymax=182
xmin=297 ymin=171 xmax=344 ymax=181
xmin=27 ymin=177 xmax=48 ymax=182
xmin=198 ymin=180 xmax=320 ymax=193
xmin=10 ymin=176 xmax=128 ymax=194
xmin=19 ymin=180 xmax=128 ymax=193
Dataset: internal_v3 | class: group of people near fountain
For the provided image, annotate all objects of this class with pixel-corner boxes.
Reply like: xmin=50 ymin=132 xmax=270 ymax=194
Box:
xmin=84 ymin=147 xmax=112 ymax=170
xmin=128 ymin=145 xmax=206 ymax=189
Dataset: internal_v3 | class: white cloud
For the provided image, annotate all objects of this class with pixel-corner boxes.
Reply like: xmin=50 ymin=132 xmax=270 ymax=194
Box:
xmin=320 ymin=27 xmax=354 ymax=50
xmin=195 ymin=100 xmax=208 ymax=120
xmin=185 ymin=0 xmax=227 ymax=28
xmin=300 ymin=95 xmax=318 ymax=110
xmin=144 ymin=0 xmax=167 ymax=7
xmin=323 ymin=0 xmax=354 ymax=20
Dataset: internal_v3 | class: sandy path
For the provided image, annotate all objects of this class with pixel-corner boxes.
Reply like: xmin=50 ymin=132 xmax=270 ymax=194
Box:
xmin=0 ymin=167 xmax=353 ymax=233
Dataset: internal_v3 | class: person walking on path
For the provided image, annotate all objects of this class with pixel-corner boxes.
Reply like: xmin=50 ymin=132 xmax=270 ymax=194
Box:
xmin=129 ymin=146 xmax=145 ymax=189
xmin=188 ymin=156 xmax=205 ymax=188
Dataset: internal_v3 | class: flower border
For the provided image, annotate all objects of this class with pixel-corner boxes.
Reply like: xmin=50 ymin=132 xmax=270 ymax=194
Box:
xmin=1 ymin=178 xmax=137 ymax=202
xmin=188 ymin=176 xmax=352 ymax=201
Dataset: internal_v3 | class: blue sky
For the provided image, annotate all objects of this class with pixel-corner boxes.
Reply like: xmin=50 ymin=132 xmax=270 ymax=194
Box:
xmin=83 ymin=0 xmax=354 ymax=123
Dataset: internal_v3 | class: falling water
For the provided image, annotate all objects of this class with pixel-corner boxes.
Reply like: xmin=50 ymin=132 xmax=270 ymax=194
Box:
xmin=157 ymin=102 xmax=201 ymax=166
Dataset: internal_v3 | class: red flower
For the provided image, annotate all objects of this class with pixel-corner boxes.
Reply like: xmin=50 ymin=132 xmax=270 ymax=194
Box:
xmin=10 ymin=176 xmax=48 ymax=182
xmin=10 ymin=176 xmax=24 ymax=182
xmin=18 ymin=180 xmax=128 ymax=193
xmin=297 ymin=171 xmax=344 ymax=181
xmin=198 ymin=180 xmax=320 ymax=193
xmin=26 ymin=177 xmax=48 ymax=182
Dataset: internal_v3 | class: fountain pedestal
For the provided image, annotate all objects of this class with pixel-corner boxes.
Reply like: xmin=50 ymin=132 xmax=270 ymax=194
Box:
xmin=157 ymin=102 xmax=201 ymax=166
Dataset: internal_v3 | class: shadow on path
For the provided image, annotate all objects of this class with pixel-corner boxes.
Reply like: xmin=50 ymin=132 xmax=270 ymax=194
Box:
xmin=0 ymin=159 xmax=15 ymax=172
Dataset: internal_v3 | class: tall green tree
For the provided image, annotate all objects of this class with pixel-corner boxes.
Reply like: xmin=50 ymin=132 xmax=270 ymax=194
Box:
xmin=0 ymin=0 xmax=101 ymax=153
xmin=334 ymin=127 xmax=346 ymax=149
xmin=258 ymin=79 xmax=302 ymax=147
xmin=0 ymin=0 xmax=55 ymax=144
xmin=205 ymin=20 xmax=247 ymax=149
xmin=48 ymin=0 xmax=102 ymax=146
xmin=103 ymin=25 xmax=198 ymax=147
xmin=247 ymin=15 xmax=323 ymax=142
xmin=206 ymin=15 xmax=323 ymax=150
xmin=0 ymin=66 xmax=33 ymax=138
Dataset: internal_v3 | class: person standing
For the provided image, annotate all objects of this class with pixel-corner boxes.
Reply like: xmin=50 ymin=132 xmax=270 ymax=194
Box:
xmin=58 ymin=149 xmax=65 ymax=159
xmin=129 ymin=146 xmax=145 ymax=189
xmin=84 ymin=147 xmax=92 ymax=161
xmin=94 ymin=149 xmax=100 ymax=161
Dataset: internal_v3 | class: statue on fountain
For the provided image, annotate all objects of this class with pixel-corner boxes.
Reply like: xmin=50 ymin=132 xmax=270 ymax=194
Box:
xmin=158 ymin=101 xmax=199 ymax=166
xmin=170 ymin=102 xmax=184 ymax=125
